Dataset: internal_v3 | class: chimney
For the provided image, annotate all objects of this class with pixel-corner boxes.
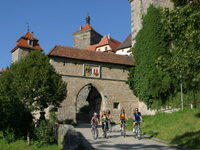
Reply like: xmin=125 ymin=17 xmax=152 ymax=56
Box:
xmin=80 ymin=26 xmax=83 ymax=30
xmin=108 ymin=34 xmax=111 ymax=40
xmin=31 ymin=32 xmax=34 ymax=36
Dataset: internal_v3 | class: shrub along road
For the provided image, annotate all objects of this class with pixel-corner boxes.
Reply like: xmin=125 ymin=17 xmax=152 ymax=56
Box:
xmin=75 ymin=124 xmax=179 ymax=150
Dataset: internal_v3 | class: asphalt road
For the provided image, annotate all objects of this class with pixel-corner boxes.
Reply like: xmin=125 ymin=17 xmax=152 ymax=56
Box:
xmin=75 ymin=124 xmax=180 ymax=150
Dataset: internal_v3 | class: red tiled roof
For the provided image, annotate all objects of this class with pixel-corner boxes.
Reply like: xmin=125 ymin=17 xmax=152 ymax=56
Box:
xmin=47 ymin=45 xmax=135 ymax=66
xmin=0 ymin=69 xmax=6 ymax=73
xmin=97 ymin=35 xmax=121 ymax=52
xmin=72 ymin=24 xmax=102 ymax=37
xmin=85 ymin=35 xmax=121 ymax=52
xmin=11 ymin=31 xmax=43 ymax=53
xmin=86 ymin=44 xmax=99 ymax=51
xmin=21 ymin=31 xmax=38 ymax=41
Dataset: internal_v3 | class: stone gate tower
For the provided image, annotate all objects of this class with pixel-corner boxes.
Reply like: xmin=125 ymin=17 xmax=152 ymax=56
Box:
xmin=72 ymin=15 xmax=103 ymax=49
xmin=128 ymin=0 xmax=173 ymax=46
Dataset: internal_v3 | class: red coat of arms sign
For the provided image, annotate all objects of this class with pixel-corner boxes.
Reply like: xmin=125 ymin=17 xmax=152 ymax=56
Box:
xmin=84 ymin=64 xmax=100 ymax=78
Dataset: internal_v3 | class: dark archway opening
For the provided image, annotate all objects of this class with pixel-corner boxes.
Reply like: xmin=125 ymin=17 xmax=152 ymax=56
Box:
xmin=76 ymin=84 xmax=102 ymax=123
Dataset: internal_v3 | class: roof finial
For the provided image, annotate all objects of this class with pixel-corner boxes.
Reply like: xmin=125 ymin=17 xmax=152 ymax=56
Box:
xmin=26 ymin=22 xmax=29 ymax=32
xmin=86 ymin=13 xmax=90 ymax=25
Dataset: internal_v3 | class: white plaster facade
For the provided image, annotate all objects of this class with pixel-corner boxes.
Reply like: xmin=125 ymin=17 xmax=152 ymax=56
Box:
xmin=116 ymin=47 xmax=132 ymax=56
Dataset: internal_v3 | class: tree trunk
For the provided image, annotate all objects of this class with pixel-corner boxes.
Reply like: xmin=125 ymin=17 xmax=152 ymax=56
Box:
xmin=27 ymin=131 xmax=30 ymax=145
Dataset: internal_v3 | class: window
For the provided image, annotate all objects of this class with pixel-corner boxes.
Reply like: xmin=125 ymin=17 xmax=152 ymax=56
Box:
xmin=113 ymin=102 xmax=119 ymax=109
xmin=98 ymin=49 xmax=100 ymax=51
xmin=105 ymin=47 xmax=107 ymax=51
xmin=28 ymin=40 xmax=33 ymax=47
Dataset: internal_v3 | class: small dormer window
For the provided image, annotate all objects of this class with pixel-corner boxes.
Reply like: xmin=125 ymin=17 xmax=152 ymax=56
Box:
xmin=28 ymin=40 xmax=33 ymax=47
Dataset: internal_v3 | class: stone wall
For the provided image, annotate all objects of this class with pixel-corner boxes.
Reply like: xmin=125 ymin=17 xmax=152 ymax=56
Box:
xmin=50 ymin=57 xmax=139 ymax=123
xmin=129 ymin=0 xmax=173 ymax=46
xmin=90 ymin=30 xmax=102 ymax=46
xmin=50 ymin=57 xmax=129 ymax=81
xmin=12 ymin=48 xmax=31 ymax=63
xmin=12 ymin=49 xmax=19 ymax=63
xmin=73 ymin=30 xmax=102 ymax=49
xmin=139 ymin=101 xmax=156 ymax=115
xmin=76 ymin=85 xmax=90 ymax=113
xmin=73 ymin=31 xmax=91 ymax=49
xmin=56 ymin=76 xmax=139 ymax=123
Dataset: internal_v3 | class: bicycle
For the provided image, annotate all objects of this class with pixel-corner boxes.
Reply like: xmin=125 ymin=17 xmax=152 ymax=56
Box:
xmin=121 ymin=120 xmax=126 ymax=138
xmin=92 ymin=125 xmax=99 ymax=140
xmin=108 ymin=120 xmax=112 ymax=133
xmin=133 ymin=121 xmax=143 ymax=140
xmin=102 ymin=121 xmax=108 ymax=138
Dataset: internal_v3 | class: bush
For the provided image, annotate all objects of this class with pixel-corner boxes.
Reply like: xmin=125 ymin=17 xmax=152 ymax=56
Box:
xmin=79 ymin=105 xmax=89 ymax=114
xmin=3 ymin=128 xmax=16 ymax=143
xmin=34 ymin=120 xmax=55 ymax=146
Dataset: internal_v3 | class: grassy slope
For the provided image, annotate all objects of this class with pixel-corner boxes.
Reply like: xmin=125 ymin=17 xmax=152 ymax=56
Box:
xmin=0 ymin=139 xmax=61 ymax=150
xmin=126 ymin=108 xmax=200 ymax=149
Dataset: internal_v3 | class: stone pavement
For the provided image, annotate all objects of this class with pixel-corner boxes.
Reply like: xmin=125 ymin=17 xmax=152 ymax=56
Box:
xmin=75 ymin=124 xmax=180 ymax=150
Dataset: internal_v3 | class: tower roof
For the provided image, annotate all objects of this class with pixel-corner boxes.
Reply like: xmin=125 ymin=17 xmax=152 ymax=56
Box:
xmin=11 ymin=31 xmax=43 ymax=53
xmin=72 ymin=23 xmax=102 ymax=37
xmin=72 ymin=15 xmax=102 ymax=37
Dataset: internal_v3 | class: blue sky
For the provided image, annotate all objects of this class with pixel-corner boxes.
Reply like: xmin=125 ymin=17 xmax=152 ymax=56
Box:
xmin=0 ymin=0 xmax=131 ymax=69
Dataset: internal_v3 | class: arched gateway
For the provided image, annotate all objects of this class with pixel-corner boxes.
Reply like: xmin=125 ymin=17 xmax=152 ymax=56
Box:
xmin=48 ymin=45 xmax=140 ymax=123
xmin=76 ymin=84 xmax=102 ymax=123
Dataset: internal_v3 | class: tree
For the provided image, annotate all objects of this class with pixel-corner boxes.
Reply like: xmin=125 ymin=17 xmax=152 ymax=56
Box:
xmin=0 ymin=50 xmax=67 ymax=139
xmin=0 ymin=68 xmax=33 ymax=139
xmin=11 ymin=50 xmax=67 ymax=111
xmin=159 ymin=1 xmax=200 ymax=106
xmin=127 ymin=5 xmax=170 ymax=109
xmin=171 ymin=0 xmax=200 ymax=7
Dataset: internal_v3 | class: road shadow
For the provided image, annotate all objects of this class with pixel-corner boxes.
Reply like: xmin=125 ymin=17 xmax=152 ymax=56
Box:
xmin=77 ymin=131 xmax=94 ymax=150
xmin=86 ymin=136 xmax=179 ymax=150
xmin=171 ymin=130 xmax=200 ymax=150
xmin=92 ymin=142 xmax=179 ymax=150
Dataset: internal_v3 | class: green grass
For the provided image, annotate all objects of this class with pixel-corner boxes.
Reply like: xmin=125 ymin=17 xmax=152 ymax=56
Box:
xmin=0 ymin=138 xmax=61 ymax=150
xmin=127 ymin=108 xmax=200 ymax=149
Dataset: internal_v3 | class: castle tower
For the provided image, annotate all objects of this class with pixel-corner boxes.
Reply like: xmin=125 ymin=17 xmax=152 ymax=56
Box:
xmin=11 ymin=31 xmax=43 ymax=63
xmin=72 ymin=15 xmax=103 ymax=49
xmin=128 ymin=0 xmax=173 ymax=46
